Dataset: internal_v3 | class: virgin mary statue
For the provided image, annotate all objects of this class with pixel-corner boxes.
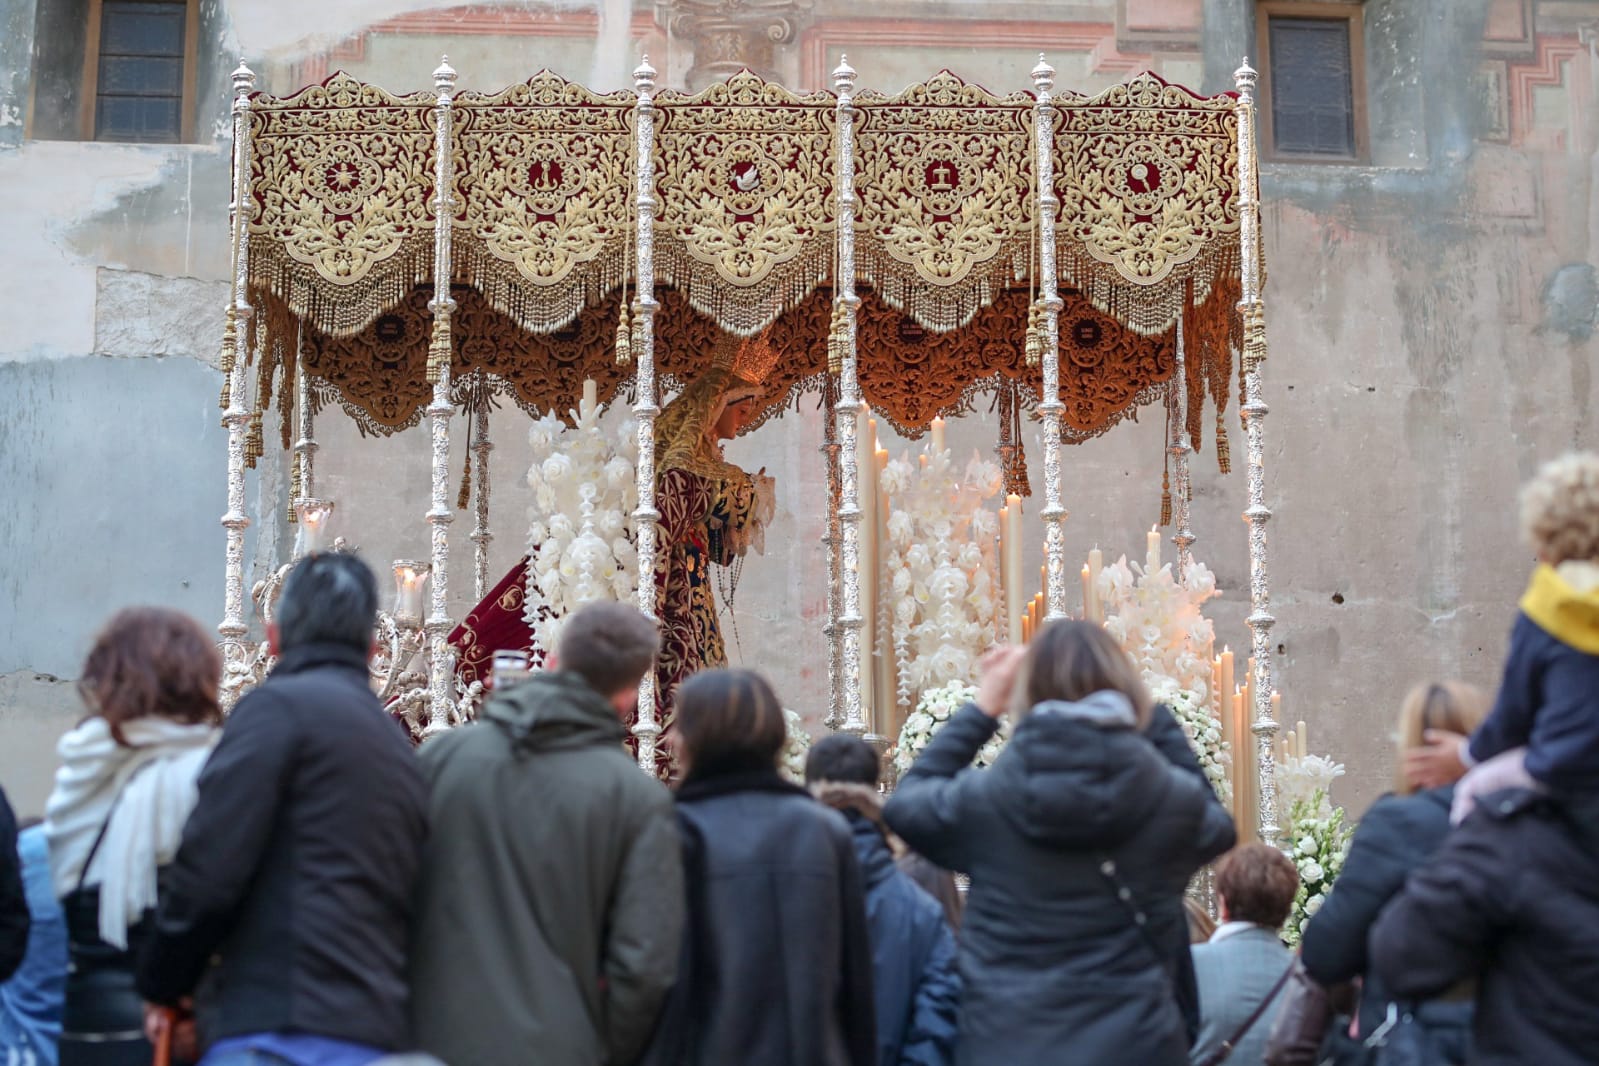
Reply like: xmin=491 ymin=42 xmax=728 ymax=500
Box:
xmin=648 ymin=337 xmax=777 ymax=778
xmin=442 ymin=337 xmax=776 ymax=777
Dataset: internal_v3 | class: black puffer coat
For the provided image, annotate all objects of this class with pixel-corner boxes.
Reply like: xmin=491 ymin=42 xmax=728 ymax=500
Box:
xmin=884 ymin=697 xmax=1235 ymax=1066
xmin=643 ymin=770 xmax=876 ymax=1066
xmin=1371 ymin=789 xmax=1599 ymax=1066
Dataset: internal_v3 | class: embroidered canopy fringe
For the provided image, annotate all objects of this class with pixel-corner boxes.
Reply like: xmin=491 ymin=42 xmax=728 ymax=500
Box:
xmin=1056 ymin=240 xmax=1241 ymax=338
xmin=855 ymin=239 xmax=1030 ymax=334
xmin=653 ymin=241 xmax=833 ymax=337
xmin=248 ymin=240 xmax=436 ymax=339
xmin=453 ymin=240 xmax=629 ymax=335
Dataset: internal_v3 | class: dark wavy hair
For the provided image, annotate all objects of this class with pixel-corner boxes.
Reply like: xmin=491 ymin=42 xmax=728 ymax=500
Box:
xmin=674 ymin=668 xmax=787 ymax=780
xmin=79 ymin=607 xmax=222 ymax=746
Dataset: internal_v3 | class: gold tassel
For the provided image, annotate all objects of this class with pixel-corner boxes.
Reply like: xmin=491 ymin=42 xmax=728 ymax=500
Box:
xmin=457 ymin=450 xmax=473 ymax=511
xmin=1216 ymin=411 xmax=1231 ymax=474
xmin=1243 ymin=301 xmax=1268 ymax=372
xmin=828 ymin=302 xmax=845 ymax=374
xmin=288 ymin=460 xmax=302 ymax=524
xmin=1160 ymin=462 xmax=1172 ymax=527
xmin=614 ymin=301 xmax=633 ymax=366
xmin=244 ymin=412 xmax=263 ymax=469
xmin=218 ymin=308 xmax=238 ymax=410
xmin=1024 ymin=301 xmax=1043 ymax=368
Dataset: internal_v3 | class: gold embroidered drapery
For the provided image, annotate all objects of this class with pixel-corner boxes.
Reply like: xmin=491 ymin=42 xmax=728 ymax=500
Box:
xmin=238 ymin=66 xmax=1250 ymax=462
xmin=271 ymin=278 xmax=1249 ymax=451
xmin=1054 ymin=73 xmax=1242 ymax=337
xmin=247 ymin=74 xmax=439 ymax=339
xmin=652 ymin=72 xmax=837 ymax=336
xmin=453 ymin=73 xmax=636 ymax=334
xmin=854 ymin=72 xmax=1035 ymax=332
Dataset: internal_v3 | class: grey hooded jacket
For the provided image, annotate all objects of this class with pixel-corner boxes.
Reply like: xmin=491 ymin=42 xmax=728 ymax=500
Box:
xmin=409 ymin=670 xmax=684 ymax=1066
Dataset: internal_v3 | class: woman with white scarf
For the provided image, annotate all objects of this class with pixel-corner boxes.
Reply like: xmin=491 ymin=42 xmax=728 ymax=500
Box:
xmin=44 ymin=608 xmax=220 ymax=1066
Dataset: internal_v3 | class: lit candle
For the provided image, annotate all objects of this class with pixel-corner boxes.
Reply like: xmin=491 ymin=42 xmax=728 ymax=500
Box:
xmin=392 ymin=560 xmax=431 ymax=629
xmin=1218 ymin=647 xmax=1235 ymax=723
xmin=930 ymin=417 xmax=946 ymax=454
xmin=1087 ymin=546 xmax=1103 ymax=623
xmin=1212 ymin=655 xmax=1224 ymax=723
xmin=296 ymin=498 xmax=335 ymax=557
xmin=1080 ymin=565 xmax=1092 ymax=621
xmin=1235 ymin=687 xmax=1257 ymax=844
xmin=1244 ymin=656 xmax=1256 ymax=736
xmin=1147 ymin=525 xmax=1161 ymax=573
xmin=582 ymin=377 xmax=598 ymax=413
xmin=1005 ymin=501 xmax=1024 ymax=643
xmin=919 ymin=454 xmax=928 ymax=469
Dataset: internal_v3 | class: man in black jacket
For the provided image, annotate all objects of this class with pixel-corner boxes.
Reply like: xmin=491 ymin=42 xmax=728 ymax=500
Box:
xmin=0 ymin=785 xmax=27 ymax=982
xmin=137 ymin=553 xmax=428 ymax=1064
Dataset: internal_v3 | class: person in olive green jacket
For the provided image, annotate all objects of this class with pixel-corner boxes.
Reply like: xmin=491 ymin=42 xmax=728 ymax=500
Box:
xmin=409 ymin=603 xmax=684 ymax=1066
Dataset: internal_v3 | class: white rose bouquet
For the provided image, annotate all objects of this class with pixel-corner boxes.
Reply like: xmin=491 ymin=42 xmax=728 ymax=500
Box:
xmin=1281 ymin=789 xmax=1354 ymax=946
xmin=1153 ymin=681 xmax=1232 ymax=805
xmin=524 ymin=391 xmax=639 ymax=651
xmin=892 ymin=680 xmax=1005 ymax=776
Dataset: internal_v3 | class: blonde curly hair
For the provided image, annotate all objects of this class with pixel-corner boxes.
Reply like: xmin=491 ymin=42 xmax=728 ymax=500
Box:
xmin=1521 ymin=453 xmax=1599 ymax=565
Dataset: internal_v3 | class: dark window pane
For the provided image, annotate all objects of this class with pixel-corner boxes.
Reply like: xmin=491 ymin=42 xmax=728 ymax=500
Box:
xmin=1268 ymin=17 xmax=1356 ymax=158
xmin=98 ymin=55 xmax=182 ymax=95
xmin=95 ymin=95 xmax=181 ymax=143
xmin=100 ymin=2 xmax=185 ymax=56
xmin=94 ymin=0 xmax=187 ymax=142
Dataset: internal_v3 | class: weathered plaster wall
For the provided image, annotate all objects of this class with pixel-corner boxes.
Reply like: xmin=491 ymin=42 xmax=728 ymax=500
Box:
xmin=2 ymin=0 xmax=1597 ymax=820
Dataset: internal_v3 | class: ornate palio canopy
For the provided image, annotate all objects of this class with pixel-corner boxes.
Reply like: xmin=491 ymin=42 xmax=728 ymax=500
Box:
xmin=239 ymin=66 xmax=1248 ymax=456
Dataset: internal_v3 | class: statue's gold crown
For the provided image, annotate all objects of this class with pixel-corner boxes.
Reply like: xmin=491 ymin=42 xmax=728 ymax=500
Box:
xmin=712 ymin=334 xmax=781 ymax=385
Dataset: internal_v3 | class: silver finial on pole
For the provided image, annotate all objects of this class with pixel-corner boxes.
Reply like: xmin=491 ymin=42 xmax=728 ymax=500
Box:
xmin=1234 ymin=57 xmax=1258 ymax=97
xmin=832 ymin=54 xmax=857 ymax=93
xmin=634 ymin=55 xmax=657 ymax=93
xmin=231 ymin=62 xmax=255 ymax=95
xmin=434 ymin=55 xmax=457 ymax=92
xmin=1031 ymin=53 xmax=1055 ymax=93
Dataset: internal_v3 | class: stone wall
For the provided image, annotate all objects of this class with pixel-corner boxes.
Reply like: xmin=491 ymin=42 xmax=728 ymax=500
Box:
xmin=2 ymin=0 xmax=1596 ymax=818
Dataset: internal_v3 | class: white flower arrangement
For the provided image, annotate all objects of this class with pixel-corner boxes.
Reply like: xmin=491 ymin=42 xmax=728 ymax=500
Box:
xmin=1280 ymin=788 xmax=1354 ymax=947
xmin=883 ymin=446 xmax=1003 ymax=711
xmin=1154 ymin=681 xmax=1232 ymax=805
xmin=781 ymin=708 xmax=813 ymax=783
xmin=892 ymin=680 xmax=1005 ymax=776
xmin=1278 ymin=753 xmax=1348 ymax=809
xmin=524 ymin=392 xmax=639 ymax=652
xmin=1097 ymin=554 xmax=1220 ymax=704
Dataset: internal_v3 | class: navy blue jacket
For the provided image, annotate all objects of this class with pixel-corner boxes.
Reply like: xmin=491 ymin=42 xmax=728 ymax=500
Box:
xmin=837 ymin=806 xmax=958 ymax=1066
xmin=1300 ymin=786 xmax=1459 ymax=1039
xmin=1470 ymin=566 xmax=1599 ymax=792
xmin=1371 ymin=789 xmax=1599 ymax=1066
